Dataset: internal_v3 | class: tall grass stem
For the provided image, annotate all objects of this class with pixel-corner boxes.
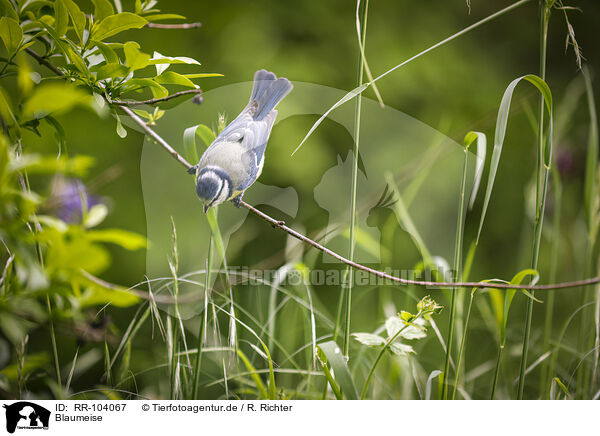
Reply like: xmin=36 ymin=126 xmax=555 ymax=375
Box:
xmin=442 ymin=149 xmax=468 ymax=399
xmin=517 ymin=0 xmax=550 ymax=399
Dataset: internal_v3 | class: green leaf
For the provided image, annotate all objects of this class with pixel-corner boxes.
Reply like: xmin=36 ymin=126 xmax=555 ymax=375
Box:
xmin=62 ymin=42 xmax=88 ymax=74
xmin=84 ymin=204 xmax=108 ymax=228
xmin=0 ymin=0 xmax=18 ymax=21
xmin=0 ymin=312 xmax=33 ymax=344
xmin=183 ymin=125 xmax=200 ymax=163
xmin=45 ymin=238 xmax=110 ymax=275
xmin=78 ymin=282 xmax=140 ymax=308
xmin=0 ymin=131 xmax=9 ymax=182
xmin=119 ymin=78 xmax=167 ymax=98
xmin=123 ymin=41 xmax=150 ymax=71
xmin=0 ymin=16 xmax=23 ymax=58
xmin=154 ymin=71 xmax=197 ymax=88
xmin=117 ymin=341 xmax=131 ymax=385
xmin=352 ymin=332 xmax=385 ymax=346
xmin=38 ymin=22 xmax=87 ymax=74
xmin=91 ymin=0 xmax=114 ymax=21
xmin=183 ymin=73 xmax=223 ymax=79
xmin=150 ymin=51 xmax=200 ymax=75
xmin=195 ymin=124 xmax=216 ymax=148
xmin=463 ymin=131 xmax=487 ymax=210
xmin=476 ymin=75 xmax=553 ymax=242
xmin=63 ymin=0 xmax=86 ymax=44
xmin=94 ymin=62 xmax=128 ymax=80
xmin=114 ymin=112 xmax=127 ymax=138
xmin=317 ymin=341 xmax=358 ymax=400
xmin=236 ymin=349 xmax=268 ymax=399
xmin=389 ymin=342 xmax=414 ymax=355
xmin=488 ymin=269 xmax=539 ymax=346
xmin=54 ymin=0 xmax=69 ymax=37
xmin=143 ymin=14 xmax=186 ymax=22
xmin=37 ymin=215 xmax=68 ymax=233
xmin=91 ymin=12 xmax=148 ymax=41
xmin=94 ymin=41 xmax=118 ymax=63
xmin=425 ymin=370 xmax=443 ymax=400
xmin=0 ymin=87 xmax=17 ymax=128
xmin=8 ymin=154 xmax=94 ymax=176
xmin=86 ymin=229 xmax=147 ymax=250
xmin=205 ymin=208 xmax=226 ymax=260
xmin=23 ymin=83 xmax=94 ymax=119
xmin=385 ymin=316 xmax=426 ymax=340
xmin=1 ymin=353 xmax=49 ymax=380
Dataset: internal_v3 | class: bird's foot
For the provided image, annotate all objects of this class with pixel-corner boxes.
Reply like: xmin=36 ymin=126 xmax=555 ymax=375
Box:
xmin=232 ymin=194 xmax=244 ymax=208
xmin=187 ymin=164 xmax=198 ymax=175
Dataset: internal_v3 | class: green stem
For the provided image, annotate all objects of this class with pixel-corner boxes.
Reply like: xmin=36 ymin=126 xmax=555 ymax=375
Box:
xmin=19 ymin=157 xmax=62 ymax=393
xmin=169 ymin=221 xmax=181 ymax=400
xmin=46 ymin=295 xmax=61 ymax=389
xmin=491 ymin=346 xmax=504 ymax=399
xmin=442 ymin=149 xmax=468 ymax=399
xmin=578 ymin=69 xmax=600 ymax=398
xmin=452 ymin=288 xmax=475 ymax=399
xmin=540 ymin=168 xmax=561 ymax=398
xmin=517 ymin=0 xmax=549 ymax=400
xmin=342 ymin=0 xmax=368 ymax=359
xmin=192 ymin=235 xmax=212 ymax=400
xmin=361 ymin=310 xmax=424 ymax=399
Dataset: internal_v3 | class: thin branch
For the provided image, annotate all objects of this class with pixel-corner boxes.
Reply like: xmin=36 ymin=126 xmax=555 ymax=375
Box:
xmin=119 ymin=108 xmax=600 ymax=292
xmin=147 ymin=22 xmax=202 ymax=29
xmin=26 ymin=45 xmax=600 ymax=292
xmin=25 ymin=48 xmax=63 ymax=76
xmin=107 ymin=88 xmax=202 ymax=106
xmin=119 ymin=106 xmax=193 ymax=169
xmin=239 ymin=201 xmax=600 ymax=291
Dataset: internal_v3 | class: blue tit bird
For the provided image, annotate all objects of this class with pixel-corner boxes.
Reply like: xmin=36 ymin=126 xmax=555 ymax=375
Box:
xmin=189 ymin=69 xmax=293 ymax=213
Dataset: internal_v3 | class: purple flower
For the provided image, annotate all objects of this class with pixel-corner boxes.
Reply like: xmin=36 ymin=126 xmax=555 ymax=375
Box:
xmin=48 ymin=176 xmax=102 ymax=224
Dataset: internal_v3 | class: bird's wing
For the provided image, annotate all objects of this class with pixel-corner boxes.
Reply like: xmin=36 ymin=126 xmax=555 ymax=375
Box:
xmin=237 ymin=110 xmax=277 ymax=190
xmin=203 ymin=109 xmax=254 ymax=155
xmin=199 ymin=107 xmax=278 ymax=191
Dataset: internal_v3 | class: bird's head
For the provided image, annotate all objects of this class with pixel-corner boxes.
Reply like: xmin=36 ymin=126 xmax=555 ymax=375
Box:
xmin=194 ymin=165 xmax=233 ymax=213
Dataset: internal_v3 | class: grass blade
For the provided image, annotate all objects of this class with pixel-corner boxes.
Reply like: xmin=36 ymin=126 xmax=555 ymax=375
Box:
xmin=317 ymin=341 xmax=358 ymax=400
xmin=476 ymin=74 xmax=553 ymax=243
xmin=463 ymin=131 xmax=487 ymax=209
xmin=292 ymin=0 xmax=533 ymax=155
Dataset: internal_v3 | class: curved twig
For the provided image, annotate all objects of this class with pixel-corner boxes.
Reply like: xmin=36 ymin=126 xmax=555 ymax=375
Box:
xmin=147 ymin=22 xmax=202 ymax=29
xmin=25 ymin=46 xmax=600 ymax=292
xmin=119 ymin=106 xmax=600 ymax=292
xmin=25 ymin=48 xmax=63 ymax=76
xmin=108 ymin=88 xmax=202 ymax=106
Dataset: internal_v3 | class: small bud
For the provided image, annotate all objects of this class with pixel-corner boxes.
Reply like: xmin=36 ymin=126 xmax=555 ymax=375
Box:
xmin=398 ymin=311 xmax=414 ymax=323
xmin=417 ymin=296 xmax=443 ymax=316
xmin=217 ymin=113 xmax=227 ymax=133
xmin=192 ymin=93 xmax=203 ymax=105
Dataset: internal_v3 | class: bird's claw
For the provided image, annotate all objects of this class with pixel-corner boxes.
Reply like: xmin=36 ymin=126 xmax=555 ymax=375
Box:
xmin=232 ymin=194 xmax=243 ymax=208
xmin=187 ymin=164 xmax=198 ymax=175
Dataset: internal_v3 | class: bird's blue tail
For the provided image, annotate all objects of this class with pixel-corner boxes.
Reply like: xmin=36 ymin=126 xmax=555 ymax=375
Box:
xmin=250 ymin=69 xmax=293 ymax=121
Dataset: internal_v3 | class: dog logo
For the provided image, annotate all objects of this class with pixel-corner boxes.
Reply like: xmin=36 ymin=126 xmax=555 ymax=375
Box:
xmin=2 ymin=402 xmax=50 ymax=433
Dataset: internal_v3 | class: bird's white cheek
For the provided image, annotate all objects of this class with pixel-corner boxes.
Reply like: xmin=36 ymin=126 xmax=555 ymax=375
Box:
xmin=214 ymin=180 xmax=230 ymax=206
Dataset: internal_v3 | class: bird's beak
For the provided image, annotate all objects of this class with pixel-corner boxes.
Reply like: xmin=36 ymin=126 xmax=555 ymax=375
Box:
xmin=203 ymin=204 xmax=210 ymax=214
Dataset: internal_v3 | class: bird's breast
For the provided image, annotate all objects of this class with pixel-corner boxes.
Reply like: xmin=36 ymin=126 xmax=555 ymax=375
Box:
xmin=199 ymin=140 xmax=253 ymax=192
